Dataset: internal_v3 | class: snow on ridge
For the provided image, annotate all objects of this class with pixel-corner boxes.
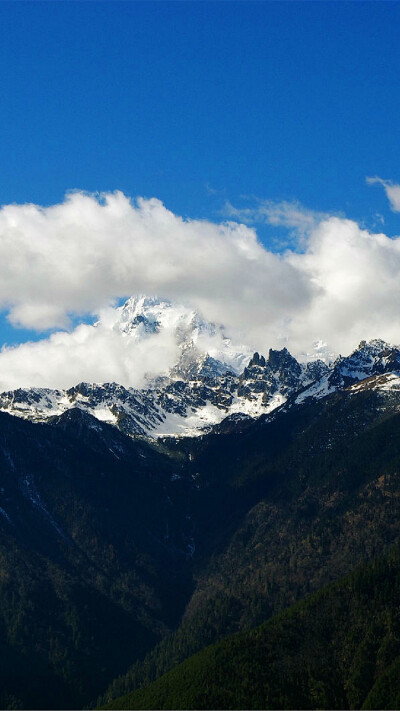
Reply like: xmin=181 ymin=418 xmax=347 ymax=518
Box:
xmin=112 ymin=295 xmax=254 ymax=377
xmin=295 ymin=377 xmax=335 ymax=404
xmin=347 ymin=371 xmax=400 ymax=393
xmin=1 ymin=295 xmax=400 ymax=439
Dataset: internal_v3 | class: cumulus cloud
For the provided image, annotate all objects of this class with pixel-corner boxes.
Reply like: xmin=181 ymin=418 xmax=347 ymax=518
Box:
xmin=0 ymin=191 xmax=304 ymax=331
xmin=0 ymin=316 xmax=181 ymax=390
xmin=367 ymin=176 xmax=400 ymax=212
xmin=287 ymin=218 xmax=400 ymax=354
xmin=1 ymin=190 xmax=400 ymax=390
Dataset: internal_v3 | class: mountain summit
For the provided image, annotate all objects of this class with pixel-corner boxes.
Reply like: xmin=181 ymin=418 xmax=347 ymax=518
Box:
xmin=112 ymin=295 xmax=253 ymax=377
xmin=0 ymin=297 xmax=399 ymax=437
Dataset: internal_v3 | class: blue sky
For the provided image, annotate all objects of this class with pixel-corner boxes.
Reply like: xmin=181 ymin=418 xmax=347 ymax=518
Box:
xmin=0 ymin=1 xmax=400 ymax=371
xmin=1 ymin=2 xmax=400 ymax=227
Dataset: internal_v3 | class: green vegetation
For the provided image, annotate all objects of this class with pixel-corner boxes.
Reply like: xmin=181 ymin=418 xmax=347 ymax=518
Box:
xmin=0 ymin=411 xmax=193 ymax=709
xmin=103 ymin=547 xmax=400 ymax=710
xmin=3 ymin=385 xmax=400 ymax=709
xmin=101 ymin=388 xmax=400 ymax=706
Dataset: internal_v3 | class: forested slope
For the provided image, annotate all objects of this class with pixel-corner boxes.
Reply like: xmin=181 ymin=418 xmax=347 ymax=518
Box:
xmin=101 ymin=386 xmax=400 ymax=706
xmin=104 ymin=547 xmax=400 ymax=710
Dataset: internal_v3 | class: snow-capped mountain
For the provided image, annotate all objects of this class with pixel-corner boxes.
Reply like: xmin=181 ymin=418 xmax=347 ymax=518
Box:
xmin=114 ymin=295 xmax=253 ymax=377
xmin=296 ymin=338 xmax=400 ymax=404
xmin=1 ymin=297 xmax=400 ymax=437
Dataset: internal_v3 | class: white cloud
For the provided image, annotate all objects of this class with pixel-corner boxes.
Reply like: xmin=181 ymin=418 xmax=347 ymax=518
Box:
xmin=287 ymin=217 xmax=400 ymax=354
xmin=367 ymin=176 xmax=400 ymax=212
xmin=0 ymin=191 xmax=303 ymax=331
xmin=0 ymin=316 xmax=181 ymax=390
xmin=1 ymin=190 xmax=400 ymax=390
xmin=223 ymin=198 xmax=328 ymax=238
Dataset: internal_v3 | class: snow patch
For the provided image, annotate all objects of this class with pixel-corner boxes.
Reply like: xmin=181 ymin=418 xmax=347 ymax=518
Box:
xmin=0 ymin=506 xmax=12 ymax=524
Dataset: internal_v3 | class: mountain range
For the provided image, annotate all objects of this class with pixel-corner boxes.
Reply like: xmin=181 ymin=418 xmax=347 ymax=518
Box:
xmin=1 ymin=296 xmax=400 ymax=709
xmin=1 ymin=296 xmax=400 ymax=438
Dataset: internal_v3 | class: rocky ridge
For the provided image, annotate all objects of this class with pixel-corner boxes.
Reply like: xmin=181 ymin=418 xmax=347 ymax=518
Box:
xmin=1 ymin=297 xmax=400 ymax=437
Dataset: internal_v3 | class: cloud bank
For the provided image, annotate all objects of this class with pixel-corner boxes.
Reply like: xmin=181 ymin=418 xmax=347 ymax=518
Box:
xmin=0 ymin=315 xmax=181 ymax=391
xmin=1 ymin=189 xmax=400 ymax=389
xmin=0 ymin=191 xmax=303 ymax=331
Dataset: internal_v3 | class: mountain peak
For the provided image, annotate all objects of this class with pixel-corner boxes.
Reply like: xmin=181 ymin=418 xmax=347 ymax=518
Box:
xmin=247 ymin=352 xmax=266 ymax=368
xmin=3 ymin=295 xmax=400 ymax=439
xmin=115 ymin=295 xmax=193 ymax=337
xmin=268 ymin=347 xmax=302 ymax=377
xmin=3 ymin=325 xmax=400 ymax=438
xmin=355 ymin=338 xmax=390 ymax=354
xmin=110 ymin=295 xmax=253 ymax=379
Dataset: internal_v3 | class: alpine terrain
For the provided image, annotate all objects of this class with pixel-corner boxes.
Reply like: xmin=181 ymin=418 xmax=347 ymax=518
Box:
xmin=2 ymin=296 xmax=399 ymax=439
xmin=1 ymin=297 xmax=400 ymax=709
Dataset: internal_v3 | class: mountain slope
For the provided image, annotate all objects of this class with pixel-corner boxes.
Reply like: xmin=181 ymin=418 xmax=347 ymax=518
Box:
xmin=2 ymin=362 xmax=400 ymax=708
xmin=100 ymin=383 xmax=400 ymax=705
xmin=103 ymin=547 xmax=400 ymax=710
xmin=0 ymin=410 xmax=194 ymax=709
xmin=3 ymin=301 xmax=400 ymax=708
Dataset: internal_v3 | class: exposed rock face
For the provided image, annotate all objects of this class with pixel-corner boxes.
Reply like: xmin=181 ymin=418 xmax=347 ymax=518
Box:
xmin=1 ymin=298 xmax=400 ymax=437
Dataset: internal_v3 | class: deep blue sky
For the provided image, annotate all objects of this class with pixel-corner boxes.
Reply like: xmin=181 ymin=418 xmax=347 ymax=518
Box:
xmin=1 ymin=1 xmax=400 ymax=344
